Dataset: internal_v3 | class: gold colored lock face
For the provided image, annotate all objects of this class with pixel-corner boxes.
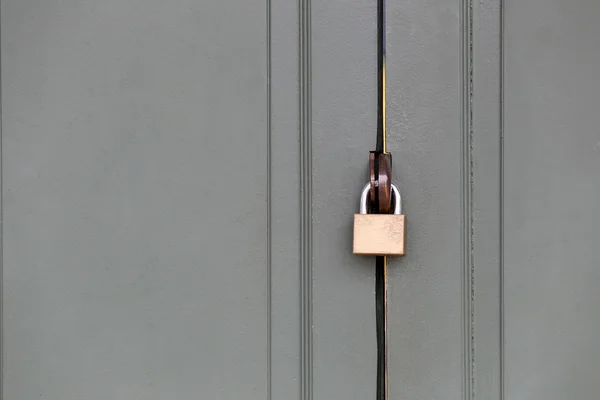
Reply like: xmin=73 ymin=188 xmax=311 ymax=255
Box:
xmin=353 ymin=182 xmax=406 ymax=256
xmin=353 ymin=214 xmax=406 ymax=256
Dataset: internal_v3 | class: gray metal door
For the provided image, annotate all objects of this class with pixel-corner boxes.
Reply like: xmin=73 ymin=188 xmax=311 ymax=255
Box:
xmin=2 ymin=0 xmax=599 ymax=399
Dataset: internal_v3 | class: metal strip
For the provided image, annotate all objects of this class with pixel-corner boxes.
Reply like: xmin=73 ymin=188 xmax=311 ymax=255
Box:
xmin=376 ymin=1 xmax=389 ymax=399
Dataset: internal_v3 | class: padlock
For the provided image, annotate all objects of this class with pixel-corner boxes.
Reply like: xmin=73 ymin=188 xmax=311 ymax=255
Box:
xmin=353 ymin=182 xmax=406 ymax=256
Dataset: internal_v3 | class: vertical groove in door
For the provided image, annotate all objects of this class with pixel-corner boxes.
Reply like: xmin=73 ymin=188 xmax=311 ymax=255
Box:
xmin=0 ymin=0 xmax=3 ymax=394
xmin=299 ymin=0 xmax=313 ymax=399
xmin=499 ymin=0 xmax=505 ymax=398
xmin=461 ymin=0 xmax=475 ymax=399
xmin=266 ymin=0 xmax=273 ymax=399
xmin=0 ymin=0 xmax=4 ymax=394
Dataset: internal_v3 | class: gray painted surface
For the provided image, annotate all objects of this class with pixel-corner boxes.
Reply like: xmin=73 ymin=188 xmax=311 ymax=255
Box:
xmin=386 ymin=1 xmax=466 ymax=398
xmin=503 ymin=0 xmax=600 ymax=398
xmin=3 ymin=0 xmax=600 ymax=399
xmin=311 ymin=0 xmax=466 ymax=398
xmin=2 ymin=1 xmax=269 ymax=398
xmin=269 ymin=1 xmax=302 ymax=399
xmin=472 ymin=0 xmax=502 ymax=398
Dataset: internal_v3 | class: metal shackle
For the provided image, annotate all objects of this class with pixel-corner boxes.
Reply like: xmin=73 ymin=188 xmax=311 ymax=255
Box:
xmin=359 ymin=182 xmax=402 ymax=215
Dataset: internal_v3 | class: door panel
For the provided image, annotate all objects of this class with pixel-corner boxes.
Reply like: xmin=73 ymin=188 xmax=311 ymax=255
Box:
xmin=2 ymin=0 xmax=473 ymax=398
xmin=2 ymin=1 xmax=268 ymax=398
xmin=504 ymin=1 xmax=600 ymax=398
xmin=4 ymin=0 xmax=599 ymax=399
xmin=312 ymin=1 xmax=466 ymax=399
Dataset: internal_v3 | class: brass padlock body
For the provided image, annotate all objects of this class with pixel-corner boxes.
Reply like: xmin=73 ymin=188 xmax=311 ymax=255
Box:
xmin=353 ymin=214 xmax=406 ymax=256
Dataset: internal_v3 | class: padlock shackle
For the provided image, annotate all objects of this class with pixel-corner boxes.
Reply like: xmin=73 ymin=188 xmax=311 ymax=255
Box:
xmin=391 ymin=184 xmax=402 ymax=214
xmin=359 ymin=183 xmax=372 ymax=214
xmin=359 ymin=182 xmax=402 ymax=215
